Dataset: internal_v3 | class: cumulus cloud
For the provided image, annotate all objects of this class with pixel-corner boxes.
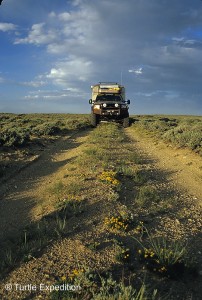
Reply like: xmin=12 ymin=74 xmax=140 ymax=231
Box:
xmin=15 ymin=23 xmax=57 ymax=45
xmin=0 ymin=22 xmax=17 ymax=32
xmin=14 ymin=2 xmax=111 ymax=57
xmin=46 ymin=56 xmax=94 ymax=87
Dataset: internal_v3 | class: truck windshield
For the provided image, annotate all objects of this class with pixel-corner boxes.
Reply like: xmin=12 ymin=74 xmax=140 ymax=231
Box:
xmin=96 ymin=95 xmax=122 ymax=102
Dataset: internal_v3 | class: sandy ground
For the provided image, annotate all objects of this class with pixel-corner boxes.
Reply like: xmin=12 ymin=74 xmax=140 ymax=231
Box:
xmin=126 ymin=127 xmax=202 ymax=205
xmin=0 ymin=126 xmax=201 ymax=299
xmin=0 ymin=130 xmax=90 ymax=240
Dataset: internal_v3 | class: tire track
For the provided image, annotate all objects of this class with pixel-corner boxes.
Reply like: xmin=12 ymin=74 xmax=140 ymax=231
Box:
xmin=0 ymin=129 xmax=91 ymax=241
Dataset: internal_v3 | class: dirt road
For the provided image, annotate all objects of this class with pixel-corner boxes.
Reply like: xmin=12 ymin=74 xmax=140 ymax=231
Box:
xmin=0 ymin=126 xmax=201 ymax=243
xmin=0 ymin=125 xmax=201 ymax=299
xmin=126 ymin=127 xmax=202 ymax=205
xmin=0 ymin=130 xmax=90 ymax=240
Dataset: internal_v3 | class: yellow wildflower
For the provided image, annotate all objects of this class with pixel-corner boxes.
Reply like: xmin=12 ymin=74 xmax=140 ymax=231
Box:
xmin=61 ymin=276 xmax=66 ymax=281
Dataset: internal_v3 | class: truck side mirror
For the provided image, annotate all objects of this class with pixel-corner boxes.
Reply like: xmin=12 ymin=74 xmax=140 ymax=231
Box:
xmin=89 ymin=99 xmax=92 ymax=104
xmin=127 ymin=99 xmax=130 ymax=105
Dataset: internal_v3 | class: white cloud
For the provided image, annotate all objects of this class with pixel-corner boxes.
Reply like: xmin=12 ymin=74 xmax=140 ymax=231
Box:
xmin=49 ymin=11 xmax=56 ymax=18
xmin=14 ymin=3 xmax=109 ymax=57
xmin=15 ymin=23 xmax=57 ymax=45
xmin=128 ymin=68 xmax=143 ymax=75
xmin=0 ymin=22 xmax=17 ymax=32
xmin=46 ymin=56 xmax=94 ymax=87
xmin=135 ymin=90 xmax=179 ymax=97
xmin=72 ymin=0 xmax=83 ymax=6
xmin=20 ymin=80 xmax=47 ymax=88
xmin=25 ymin=94 xmax=39 ymax=99
xmin=58 ymin=12 xmax=72 ymax=22
xmin=24 ymin=87 xmax=86 ymax=101
xmin=172 ymin=37 xmax=185 ymax=43
xmin=172 ymin=37 xmax=198 ymax=46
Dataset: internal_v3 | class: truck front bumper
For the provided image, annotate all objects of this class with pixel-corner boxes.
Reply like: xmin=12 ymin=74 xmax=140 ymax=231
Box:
xmin=101 ymin=109 xmax=120 ymax=116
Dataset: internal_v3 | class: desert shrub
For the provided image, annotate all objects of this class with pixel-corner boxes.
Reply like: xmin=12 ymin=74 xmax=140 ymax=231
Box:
xmin=136 ymin=186 xmax=159 ymax=207
xmin=0 ymin=128 xmax=30 ymax=147
xmin=32 ymin=123 xmax=63 ymax=136
xmin=150 ymin=120 xmax=170 ymax=132
xmin=32 ymin=118 xmax=90 ymax=136
xmin=132 ymin=116 xmax=202 ymax=155
xmin=180 ymin=118 xmax=201 ymax=126
xmin=64 ymin=118 xmax=90 ymax=130
xmin=0 ymin=114 xmax=11 ymax=122
xmin=0 ymin=114 xmax=91 ymax=141
xmin=135 ymin=118 xmax=177 ymax=134
xmin=19 ymin=118 xmax=31 ymax=124
xmin=163 ymin=125 xmax=202 ymax=150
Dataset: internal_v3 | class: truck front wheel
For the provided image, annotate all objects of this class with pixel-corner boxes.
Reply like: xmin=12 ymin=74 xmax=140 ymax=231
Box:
xmin=123 ymin=117 xmax=129 ymax=128
xmin=91 ymin=113 xmax=99 ymax=127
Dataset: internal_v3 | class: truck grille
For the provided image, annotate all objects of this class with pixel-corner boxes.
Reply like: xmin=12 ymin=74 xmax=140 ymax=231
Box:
xmin=102 ymin=103 xmax=119 ymax=109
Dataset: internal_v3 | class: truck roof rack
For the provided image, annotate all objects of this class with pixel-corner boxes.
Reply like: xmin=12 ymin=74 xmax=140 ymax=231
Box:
xmin=99 ymin=82 xmax=119 ymax=85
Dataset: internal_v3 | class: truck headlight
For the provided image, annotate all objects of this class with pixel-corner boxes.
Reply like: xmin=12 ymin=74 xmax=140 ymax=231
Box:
xmin=103 ymin=103 xmax=107 ymax=107
xmin=115 ymin=103 xmax=119 ymax=107
xmin=94 ymin=104 xmax=100 ymax=109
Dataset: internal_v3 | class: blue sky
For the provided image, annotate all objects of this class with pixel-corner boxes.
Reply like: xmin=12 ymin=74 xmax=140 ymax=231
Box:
xmin=0 ymin=0 xmax=202 ymax=115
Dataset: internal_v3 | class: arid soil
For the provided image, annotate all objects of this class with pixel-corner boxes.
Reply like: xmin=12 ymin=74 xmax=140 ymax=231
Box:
xmin=0 ymin=126 xmax=201 ymax=299
xmin=126 ymin=127 xmax=202 ymax=204
xmin=0 ymin=130 xmax=90 ymax=240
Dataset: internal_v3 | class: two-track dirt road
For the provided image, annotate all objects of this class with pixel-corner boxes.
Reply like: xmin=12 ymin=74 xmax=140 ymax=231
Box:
xmin=0 ymin=126 xmax=201 ymax=245
xmin=0 ymin=125 xmax=201 ymax=299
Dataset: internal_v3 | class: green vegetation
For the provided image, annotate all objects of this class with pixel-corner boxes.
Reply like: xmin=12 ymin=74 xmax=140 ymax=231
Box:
xmin=0 ymin=113 xmax=90 ymax=147
xmin=0 ymin=113 xmax=91 ymax=179
xmin=51 ymin=270 xmax=157 ymax=300
xmin=0 ymin=118 xmax=200 ymax=299
xmin=104 ymin=213 xmax=134 ymax=232
xmin=134 ymin=230 xmax=194 ymax=279
xmin=131 ymin=115 xmax=202 ymax=155
xmin=136 ymin=186 xmax=159 ymax=207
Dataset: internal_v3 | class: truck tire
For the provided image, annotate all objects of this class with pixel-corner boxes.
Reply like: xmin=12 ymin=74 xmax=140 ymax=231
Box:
xmin=91 ymin=113 xmax=99 ymax=127
xmin=123 ymin=117 xmax=129 ymax=128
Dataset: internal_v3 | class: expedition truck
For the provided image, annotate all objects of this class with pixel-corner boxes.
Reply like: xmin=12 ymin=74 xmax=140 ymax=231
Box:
xmin=89 ymin=82 xmax=130 ymax=127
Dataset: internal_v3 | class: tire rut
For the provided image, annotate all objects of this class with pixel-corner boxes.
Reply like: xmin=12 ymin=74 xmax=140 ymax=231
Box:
xmin=125 ymin=127 xmax=202 ymax=206
xmin=0 ymin=129 xmax=91 ymax=241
